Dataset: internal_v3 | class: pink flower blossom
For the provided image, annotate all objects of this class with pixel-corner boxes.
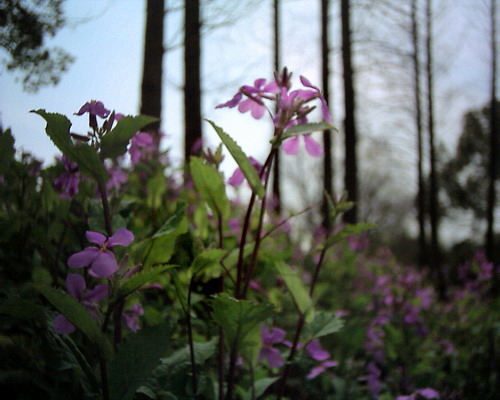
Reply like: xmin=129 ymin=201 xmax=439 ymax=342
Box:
xmin=123 ymin=303 xmax=144 ymax=332
xmin=75 ymin=101 xmax=110 ymax=118
xmin=259 ymin=325 xmax=286 ymax=368
xmin=67 ymin=228 xmax=134 ymax=278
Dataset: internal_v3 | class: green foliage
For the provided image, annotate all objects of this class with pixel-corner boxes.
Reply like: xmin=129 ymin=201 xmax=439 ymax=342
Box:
xmin=212 ymin=294 xmax=274 ymax=360
xmin=321 ymin=222 xmax=376 ymax=250
xmin=189 ymin=156 xmax=230 ymax=220
xmin=35 ymin=285 xmax=114 ymax=360
xmin=117 ymin=265 xmax=173 ymax=298
xmin=281 ymin=121 xmax=337 ymax=139
xmin=100 ymin=115 xmax=159 ymax=159
xmin=305 ymin=311 xmax=345 ymax=340
xmin=274 ymin=260 xmax=315 ymax=323
xmin=206 ymin=119 xmax=265 ymax=198
xmin=108 ymin=322 xmax=171 ymax=400
xmin=31 ymin=110 xmax=109 ymax=183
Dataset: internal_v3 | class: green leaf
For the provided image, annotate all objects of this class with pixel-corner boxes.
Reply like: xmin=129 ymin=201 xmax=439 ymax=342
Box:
xmin=31 ymin=110 xmax=108 ymax=183
xmin=274 ymin=260 xmax=314 ymax=323
xmin=100 ymin=115 xmax=159 ymax=159
xmin=153 ymin=201 xmax=187 ymax=238
xmin=108 ymin=322 xmax=171 ymax=400
xmin=189 ymin=156 xmax=230 ymax=219
xmin=190 ymin=248 xmax=226 ymax=276
xmin=0 ymin=297 xmax=47 ymax=322
xmin=212 ymin=294 xmax=274 ymax=355
xmin=159 ymin=337 xmax=218 ymax=369
xmin=117 ymin=265 xmax=173 ymax=298
xmin=205 ymin=119 xmax=265 ymax=198
xmin=0 ymin=128 xmax=15 ymax=174
xmin=147 ymin=171 xmax=167 ymax=209
xmin=281 ymin=121 xmax=336 ymax=139
xmin=305 ymin=311 xmax=345 ymax=339
xmin=34 ymin=285 xmax=113 ymax=360
xmin=321 ymin=222 xmax=376 ymax=250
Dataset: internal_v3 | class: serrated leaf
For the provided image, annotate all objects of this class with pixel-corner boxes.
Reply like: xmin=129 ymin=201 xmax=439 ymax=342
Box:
xmin=274 ymin=260 xmax=314 ymax=323
xmin=159 ymin=337 xmax=218 ymax=370
xmin=32 ymin=110 xmax=108 ymax=183
xmin=108 ymin=322 xmax=171 ymax=400
xmin=35 ymin=285 xmax=113 ymax=360
xmin=117 ymin=265 xmax=173 ymax=298
xmin=0 ymin=128 xmax=15 ymax=174
xmin=190 ymin=156 xmax=230 ymax=219
xmin=153 ymin=201 xmax=187 ymax=238
xmin=321 ymin=222 xmax=376 ymax=250
xmin=282 ymin=121 xmax=336 ymax=138
xmin=212 ymin=294 xmax=274 ymax=355
xmin=0 ymin=297 xmax=47 ymax=322
xmin=100 ymin=115 xmax=159 ymax=159
xmin=205 ymin=119 xmax=265 ymax=198
xmin=305 ymin=311 xmax=345 ymax=339
xmin=190 ymin=249 xmax=226 ymax=276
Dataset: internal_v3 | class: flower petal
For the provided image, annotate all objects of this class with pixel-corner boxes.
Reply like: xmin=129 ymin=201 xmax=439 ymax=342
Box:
xmin=68 ymin=247 xmax=100 ymax=269
xmin=228 ymin=167 xmax=245 ymax=187
xmin=108 ymin=228 xmax=134 ymax=247
xmin=282 ymin=136 xmax=300 ymax=155
xmin=416 ymin=388 xmax=439 ymax=399
xmin=54 ymin=314 xmax=76 ymax=334
xmin=304 ymin=135 xmax=323 ymax=157
xmin=306 ymin=339 xmax=330 ymax=361
xmin=89 ymin=251 xmax=119 ymax=278
xmin=216 ymin=92 xmax=243 ymax=109
xmin=307 ymin=365 xmax=326 ymax=380
xmin=86 ymin=231 xmax=107 ymax=246
xmin=66 ymin=273 xmax=85 ymax=300
xmin=84 ymin=283 xmax=109 ymax=303
xmin=259 ymin=347 xmax=284 ymax=368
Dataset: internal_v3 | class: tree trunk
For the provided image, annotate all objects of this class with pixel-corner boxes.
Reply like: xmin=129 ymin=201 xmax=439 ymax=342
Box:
xmin=322 ymin=0 xmax=333 ymax=229
xmin=184 ymin=0 xmax=202 ymax=162
xmin=487 ymin=0 xmax=498 ymax=270
xmin=272 ymin=0 xmax=281 ymax=214
xmin=140 ymin=0 xmax=165 ymax=148
xmin=410 ymin=0 xmax=428 ymax=267
xmin=341 ymin=0 xmax=358 ymax=224
xmin=425 ymin=0 xmax=445 ymax=294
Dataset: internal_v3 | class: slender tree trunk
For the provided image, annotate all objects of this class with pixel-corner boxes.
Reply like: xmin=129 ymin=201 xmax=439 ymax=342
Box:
xmin=425 ymin=0 xmax=445 ymax=294
xmin=272 ymin=0 xmax=281 ymax=214
xmin=341 ymin=0 xmax=358 ymax=224
xmin=321 ymin=0 xmax=333 ymax=230
xmin=184 ymin=0 xmax=202 ymax=163
xmin=410 ymin=0 xmax=428 ymax=267
xmin=140 ymin=0 xmax=165 ymax=148
xmin=487 ymin=0 xmax=498 ymax=270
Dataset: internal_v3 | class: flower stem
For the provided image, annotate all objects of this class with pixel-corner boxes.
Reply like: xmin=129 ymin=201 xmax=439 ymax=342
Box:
xmin=97 ymin=180 xmax=113 ymax=236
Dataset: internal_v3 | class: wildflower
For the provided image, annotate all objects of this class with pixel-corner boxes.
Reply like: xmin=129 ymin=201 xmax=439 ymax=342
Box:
xmin=54 ymin=273 xmax=108 ymax=334
xmin=68 ymin=228 xmax=134 ymax=278
xmin=129 ymin=132 xmax=154 ymax=165
xmin=106 ymin=166 xmax=128 ymax=191
xmin=75 ymin=100 xmax=110 ymax=118
xmin=396 ymin=388 xmax=439 ymax=400
xmin=123 ymin=303 xmax=144 ymax=332
xmin=228 ymin=157 xmax=264 ymax=187
xmin=54 ymin=156 xmax=80 ymax=199
xmin=281 ymin=134 xmax=323 ymax=157
xmin=305 ymin=339 xmax=338 ymax=379
xmin=259 ymin=325 xmax=286 ymax=368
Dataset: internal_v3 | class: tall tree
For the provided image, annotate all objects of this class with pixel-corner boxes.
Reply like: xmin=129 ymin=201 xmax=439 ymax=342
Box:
xmin=184 ymin=0 xmax=202 ymax=162
xmin=140 ymin=0 xmax=165 ymax=147
xmin=425 ymin=0 xmax=445 ymax=293
xmin=272 ymin=0 xmax=282 ymax=214
xmin=341 ymin=0 xmax=358 ymax=224
xmin=0 ymin=0 xmax=73 ymax=92
xmin=486 ymin=0 xmax=498 ymax=266
xmin=321 ymin=0 xmax=334 ymax=229
xmin=410 ymin=0 xmax=428 ymax=267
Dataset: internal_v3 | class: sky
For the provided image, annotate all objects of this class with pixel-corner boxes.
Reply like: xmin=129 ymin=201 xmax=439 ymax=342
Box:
xmin=0 ymin=0 xmax=497 ymax=242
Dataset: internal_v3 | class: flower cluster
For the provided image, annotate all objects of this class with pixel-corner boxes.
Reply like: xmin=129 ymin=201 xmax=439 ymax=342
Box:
xmin=216 ymin=68 xmax=332 ymax=157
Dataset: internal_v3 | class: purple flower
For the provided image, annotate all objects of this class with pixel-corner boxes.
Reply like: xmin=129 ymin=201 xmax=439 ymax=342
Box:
xmin=54 ymin=156 xmax=80 ymax=199
xmin=259 ymin=325 xmax=286 ymax=368
xmin=67 ymin=228 xmax=134 ymax=278
xmin=299 ymin=76 xmax=333 ymax=124
xmin=106 ymin=167 xmax=128 ymax=191
xmin=305 ymin=339 xmax=338 ymax=379
xmin=123 ymin=303 xmax=144 ymax=332
xmin=75 ymin=101 xmax=110 ymax=118
xmin=54 ymin=273 xmax=108 ymax=334
xmin=228 ymin=157 xmax=264 ymax=187
xmin=281 ymin=134 xmax=323 ymax=157
xmin=129 ymin=132 xmax=154 ymax=165
xmin=396 ymin=388 xmax=439 ymax=400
